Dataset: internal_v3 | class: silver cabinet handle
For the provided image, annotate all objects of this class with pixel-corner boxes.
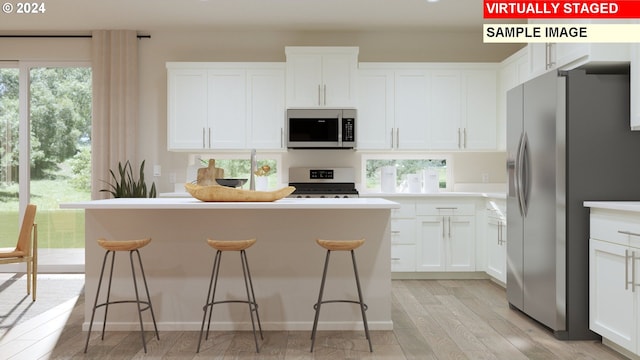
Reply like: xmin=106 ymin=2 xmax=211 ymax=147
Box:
xmin=463 ymin=128 xmax=467 ymax=148
xmin=441 ymin=216 xmax=445 ymax=238
xmin=202 ymin=128 xmax=206 ymax=148
xmin=280 ymin=128 xmax=284 ymax=148
xmin=318 ymin=84 xmax=321 ymax=106
xmin=458 ymin=128 xmax=461 ymax=148
xmin=323 ymin=84 xmax=327 ymax=106
xmin=391 ymin=128 xmax=395 ymax=148
xmin=391 ymin=230 xmax=401 ymax=234
xmin=391 ymin=257 xmax=401 ymax=261
xmin=436 ymin=207 xmax=458 ymax=211
xmin=396 ymin=128 xmax=400 ymax=148
xmin=448 ymin=216 xmax=451 ymax=238
xmin=634 ymin=251 xmax=637 ymax=293
xmin=208 ymin=128 xmax=211 ymax=148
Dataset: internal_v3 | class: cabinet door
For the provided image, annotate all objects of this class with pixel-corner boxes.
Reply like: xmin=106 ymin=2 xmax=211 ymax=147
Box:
xmin=428 ymin=70 xmax=461 ymax=150
xmin=417 ymin=216 xmax=445 ymax=271
xmin=589 ymin=239 xmax=636 ymax=353
xmin=322 ymin=54 xmax=357 ymax=107
xmin=286 ymin=54 xmax=323 ymax=107
xmin=464 ymin=70 xmax=497 ymax=149
xmin=247 ymin=68 xmax=285 ymax=149
xmin=167 ymin=69 xmax=208 ymax=150
xmin=357 ymin=69 xmax=394 ymax=149
xmin=394 ymin=70 xmax=430 ymax=149
xmin=448 ymin=215 xmax=476 ymax=271
xmin=391 ymin=218 xmax=416 ymax=245
xmin=208 ymin=70 xmax=246 ymax=149
xmin=486 ymin=218 xmax=506 ymax=282
xmin=391 ymin=244 xmax=417 ymax=272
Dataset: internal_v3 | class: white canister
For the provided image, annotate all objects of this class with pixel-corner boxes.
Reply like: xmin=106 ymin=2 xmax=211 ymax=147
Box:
xmin=380 ymin=166 xmax=397 ymax=193
xmin=407 ymin=173 xmax=422 ymax=193
xmin=422 ymin=169 xmax=439 ymax=193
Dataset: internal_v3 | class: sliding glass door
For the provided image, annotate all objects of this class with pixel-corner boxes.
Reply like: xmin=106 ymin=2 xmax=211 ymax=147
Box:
xmin=0 ymin=62 xmax=91 ymax=273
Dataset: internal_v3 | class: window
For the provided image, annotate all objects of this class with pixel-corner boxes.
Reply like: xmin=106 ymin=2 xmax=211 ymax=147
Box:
xmin=363 ymin=155 xmax=450 ymax=193
xmin=0 ymin=63 xmax=91 ymax=273
xmin=191 ymin=153 xmax=281 ymax=190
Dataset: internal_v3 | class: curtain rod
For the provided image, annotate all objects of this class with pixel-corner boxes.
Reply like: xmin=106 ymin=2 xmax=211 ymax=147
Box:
xmin=0 ymin=35 xmax=151 ymax=39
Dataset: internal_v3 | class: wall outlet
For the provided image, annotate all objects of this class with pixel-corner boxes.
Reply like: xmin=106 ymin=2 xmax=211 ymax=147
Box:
xmin=153 ymin=165 xmax=161 ymax=177
xmin=481 ymin=173 xmax=489 ymax=183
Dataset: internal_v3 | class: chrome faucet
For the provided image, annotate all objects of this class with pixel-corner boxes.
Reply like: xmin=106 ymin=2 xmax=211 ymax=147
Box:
xmin=249 ymin=149 xmax=256 ymax=190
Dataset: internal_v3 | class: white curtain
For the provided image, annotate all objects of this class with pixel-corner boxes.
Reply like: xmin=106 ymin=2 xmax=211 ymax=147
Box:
xmin=91 ymin=30 xmax=138 ymax=199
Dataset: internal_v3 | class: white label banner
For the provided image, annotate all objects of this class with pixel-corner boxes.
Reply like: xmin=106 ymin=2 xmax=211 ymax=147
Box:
xmin=483 ymin=24 xmax=640 ymax=43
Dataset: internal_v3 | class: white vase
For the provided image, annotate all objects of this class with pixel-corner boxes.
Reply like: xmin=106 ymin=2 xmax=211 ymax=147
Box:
xmin=256 ymin=176 xmax=268 ymax=191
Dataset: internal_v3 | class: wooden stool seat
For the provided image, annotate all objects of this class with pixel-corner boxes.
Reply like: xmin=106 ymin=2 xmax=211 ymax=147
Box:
xmin=97 ymin=238 xmax=151 ymax=252
xmin=207 ymin=238 xmax=256 ymax=252
xmin=316 ymin=238 xmax=365 ymax=251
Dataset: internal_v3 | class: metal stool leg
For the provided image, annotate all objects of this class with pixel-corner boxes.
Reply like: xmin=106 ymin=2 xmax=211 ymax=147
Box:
xmin=84 ymin=250 xmax=111 ymax=353
xmin=310 ymin=250 xmax=331 ymax=352
xmin=133 ymin=249 xmax=160 ymax=341
xmin=101 ymin=251 xmax=116 ymax=340
xmin=130 ymin=249 xmax=159 ymax=353
xmin=351 ymin=249 xmax=373 ymax=352
xmin=197 ymin=250 xmax=222 ymax=353
xmin=240 ymin=249 xmax=263 ymax=353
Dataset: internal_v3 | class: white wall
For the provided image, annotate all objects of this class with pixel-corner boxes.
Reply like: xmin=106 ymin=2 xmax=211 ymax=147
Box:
xmin=1 ymin=29 xmax=518 ymax=193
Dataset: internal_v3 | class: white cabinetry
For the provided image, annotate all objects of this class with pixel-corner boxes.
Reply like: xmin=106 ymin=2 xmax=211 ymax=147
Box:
xmin=166 ymin=62 xmax=285 ymax=151
xmin=589 ymin=209 xmax=640 ymax=355
xmin=357 ymin=64 xmax=497 ymax=151
xmin=428 ymin=68 xmax=497 ymax=150
xmin=390 ymin=199 xmax=417 ymax=272
xmin=485 ymin=199 xmax=506 ymax=283
xmin=527 ymin=20 xmax=630 ymax=79
xmin=497 ymin=48 xmax=528 ymax=150
xmin=416 ymin=202 xmax=476 ymax=272
xmin=285 ymin=46 xmax=358 ymax=107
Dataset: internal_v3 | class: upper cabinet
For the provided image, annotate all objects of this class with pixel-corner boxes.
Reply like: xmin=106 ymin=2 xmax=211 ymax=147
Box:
xmin=167 ymin=62 xmax=285 ymax=151
xmin=527 ymin=20 xmax=630 ymax=80
xmin=285 ymin=46 xmax=358 ymax=107
xmin=357 ymin=63 xmax=497 ymax=151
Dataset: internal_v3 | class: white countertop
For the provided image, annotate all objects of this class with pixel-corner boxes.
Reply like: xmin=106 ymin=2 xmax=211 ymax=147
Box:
xmin=60 ymin=197 xmax=400 ymax=210
xmin=360 ymin=191 xmax=507 ymax=199
xmin=584 ymin=201 xmax=640 ymax=212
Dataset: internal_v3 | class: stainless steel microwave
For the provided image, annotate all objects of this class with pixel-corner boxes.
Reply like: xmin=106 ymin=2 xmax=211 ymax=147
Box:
xmin=286 ymin=108 xmax=356 ymax=149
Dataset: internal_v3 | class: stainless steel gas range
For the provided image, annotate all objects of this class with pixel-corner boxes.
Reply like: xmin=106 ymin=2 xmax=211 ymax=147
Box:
xmin=288 ymin=167 xmax=359 ymax=198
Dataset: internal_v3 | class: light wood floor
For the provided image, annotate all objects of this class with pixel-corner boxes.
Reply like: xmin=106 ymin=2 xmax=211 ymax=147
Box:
xmin=3 ymin=279 xmax=630 ymax=359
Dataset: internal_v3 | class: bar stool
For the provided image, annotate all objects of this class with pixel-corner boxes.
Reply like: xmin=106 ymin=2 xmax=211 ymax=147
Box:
xmin=197 ymin=238 xmax=263 ymax=353
xmin=84 ymin=238 xmax=159 ymax=354
xmin=310 ymin=238 xmax=373 ymax=353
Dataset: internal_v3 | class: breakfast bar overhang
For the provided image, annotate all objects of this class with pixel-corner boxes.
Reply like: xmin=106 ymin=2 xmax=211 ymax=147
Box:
xmin=61 ymin=197 xmax=399 ymax=332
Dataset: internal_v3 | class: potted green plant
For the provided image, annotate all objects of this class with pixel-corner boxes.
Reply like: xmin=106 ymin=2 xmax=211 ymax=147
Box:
xmin=100 ymin=160 xmax=157 ymax=198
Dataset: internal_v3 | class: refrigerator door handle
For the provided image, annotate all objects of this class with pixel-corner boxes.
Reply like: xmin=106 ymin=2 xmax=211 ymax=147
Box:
xmin=520 ymin=132 xmax=530 ymax=216
xmin=515 ymin=132 xmax=527 ymax=217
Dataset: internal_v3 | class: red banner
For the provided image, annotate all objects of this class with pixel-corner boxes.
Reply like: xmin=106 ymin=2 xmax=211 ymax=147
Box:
xmin=484 ymin=0 xmax=640 ymax=18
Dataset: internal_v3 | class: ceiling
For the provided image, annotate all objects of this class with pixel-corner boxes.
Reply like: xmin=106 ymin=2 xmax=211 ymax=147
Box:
xmin=0 ymin=0 xmax=516 ymax=33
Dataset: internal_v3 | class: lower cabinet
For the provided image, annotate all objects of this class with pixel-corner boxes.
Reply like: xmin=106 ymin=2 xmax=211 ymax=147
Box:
xmin=486 ymin=199 xmax=507 ymax=283
xmin=416 ymin=214 xmax=475 ymax=271
xmin=589 ymin=208 xmax=640 ymax=356
xmin=415 ymin=201 xmax=476 ymax=272
xmin=589 ymin=239 xmax=636 ymax=353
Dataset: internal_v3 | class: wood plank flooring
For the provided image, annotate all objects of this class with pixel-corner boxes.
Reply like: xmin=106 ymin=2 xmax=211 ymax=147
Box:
xmin=3 ymin=279 xmax=629 ymax=359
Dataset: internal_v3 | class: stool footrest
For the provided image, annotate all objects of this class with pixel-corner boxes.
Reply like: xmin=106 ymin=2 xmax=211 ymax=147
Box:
xmin=313 ymin=300 xmax=368 ymax=311
xmin=203 ymin=300 xmax=259 ymax=311
xmin=95 ymin=300 xmax=152 ymax=313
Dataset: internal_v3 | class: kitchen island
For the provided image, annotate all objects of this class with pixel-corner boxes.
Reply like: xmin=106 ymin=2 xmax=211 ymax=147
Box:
xmin=61 ymin=197 xmax=399 ymax=332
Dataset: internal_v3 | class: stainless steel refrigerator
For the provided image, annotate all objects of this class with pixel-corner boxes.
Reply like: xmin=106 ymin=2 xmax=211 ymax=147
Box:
xmin=506 ymin=68 xmax=640 ymax=340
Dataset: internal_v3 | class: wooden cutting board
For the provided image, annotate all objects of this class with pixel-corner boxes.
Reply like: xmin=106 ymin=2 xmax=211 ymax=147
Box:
xmin=197 ymin=159 xmax=224 ymax=186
